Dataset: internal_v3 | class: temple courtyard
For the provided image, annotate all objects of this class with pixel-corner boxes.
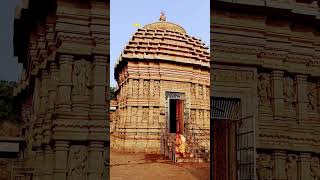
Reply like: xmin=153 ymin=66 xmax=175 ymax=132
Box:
xmin=110 ymin=150 xmax=209 ymax=180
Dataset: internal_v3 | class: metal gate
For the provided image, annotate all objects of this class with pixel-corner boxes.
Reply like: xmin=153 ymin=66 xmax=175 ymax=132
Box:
xmin=210 ymin=97 xmax=256 ymax=180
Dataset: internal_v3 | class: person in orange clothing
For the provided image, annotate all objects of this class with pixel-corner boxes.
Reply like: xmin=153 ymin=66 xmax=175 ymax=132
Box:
xmin=175 ymin=131 xmax=187 ymax=158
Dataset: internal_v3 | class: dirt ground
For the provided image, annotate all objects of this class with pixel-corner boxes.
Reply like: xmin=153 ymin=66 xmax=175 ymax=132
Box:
xmin=110 ymin=150 xmax=210 ymax=180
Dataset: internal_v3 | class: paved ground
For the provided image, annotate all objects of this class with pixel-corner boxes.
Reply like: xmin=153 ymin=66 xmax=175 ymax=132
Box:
xmin=110 ymin=150 xmax=210 ymax=180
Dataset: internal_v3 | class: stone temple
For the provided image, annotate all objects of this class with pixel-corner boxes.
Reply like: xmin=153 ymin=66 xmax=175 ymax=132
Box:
xmin=111 ymin=14 xmax=210 ymax=160
xmin=211 ymin=0 xmax=320 ymax=179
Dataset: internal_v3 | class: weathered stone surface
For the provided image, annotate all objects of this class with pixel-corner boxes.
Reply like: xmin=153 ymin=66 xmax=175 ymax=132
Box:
xmin=12 ymin=0 xmax=110 ymax=179
xmin=212 ymin=1 xmax=320 ymax=179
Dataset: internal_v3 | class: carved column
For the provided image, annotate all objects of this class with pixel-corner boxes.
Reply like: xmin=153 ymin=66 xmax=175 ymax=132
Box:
xmin=43 ymin=145 xmax=53 ymax=180
xmin=271 ymin=70 xmax=284 ymax=119
xmin=139 ymin=79 xmax=143 ymax=97
xmin=128 ymin=79 xmax=133 ymax=97
xmin=296 ymin=74 xmax=308 ymax=123
xmin=88 ymin=142 xmax=104 ymax=180
xmin=150 ymin=80 xmax=154 ymax=97
xmin=91 ymin=56 xmax=107 ymax=117
xmin=40 ymin=70 xmax=50 ymax=145
xmin=33 ymin=147 xmax=44 ymax=180
xmin=53 ymin=141 xmax=69 ymax=180
xmin=57 ymin=55 xmax=73 ymax=112
xmin=273 ymin=151 xmax=286 ymax=180
xmin=300 ymin=153 xmax=312 ymax=180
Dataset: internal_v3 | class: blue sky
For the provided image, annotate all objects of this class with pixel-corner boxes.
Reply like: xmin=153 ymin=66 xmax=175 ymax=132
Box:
xmin=110 ymin=0 xmax=210 ymax=87
xmin=0 ymin=0 xmax=22 ymax=82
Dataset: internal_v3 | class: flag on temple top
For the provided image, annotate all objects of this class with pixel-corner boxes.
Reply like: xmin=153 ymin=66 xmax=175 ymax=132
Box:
xmin=133 ymin=23 xmax=141 ymax=27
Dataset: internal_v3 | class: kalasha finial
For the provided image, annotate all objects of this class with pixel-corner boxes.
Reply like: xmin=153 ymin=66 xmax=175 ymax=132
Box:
xmin=159 ymin=11 xmax=166 ymax=21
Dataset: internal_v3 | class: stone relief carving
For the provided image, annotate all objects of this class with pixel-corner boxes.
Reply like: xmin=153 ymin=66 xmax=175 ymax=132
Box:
xmin=153 ymin=108 xmax=159 ymax=123
xmin=286 ymin=154 xmax=298 ymax=180
xmin=199 ymin=86 xmax=204 ymax=97
xmin=191 ymin=84 xmax=196 ymax=97
xmin=284 ymin=76 xmax=296 ymax=108
xmin=143 ymin=107 xmax=149 ymax=120
xmin=258 ymin=72 xmax=272 ymax=106
xmin=212 ymin=69 xmax=255 ymax=82
xmin=311 ymin=156 xmax=320 ymax=180
xmin=205 ymin=86 xmax=209 ymax=98
xmin=191 ymin=110 xmax=196 ymax=122
xmin=143 ymin=80 xmax=150 ymax=97
xmin=199 ymin=110 xmax=203 ymax=122
xmin=0 ymin=160 xmax=9 ymax=180
xmin=72 ymin=59 xmax=92 ymax=96
xmin=131 ymin=107 xmax=138 ymax=123
xmin=307 ymin=82 xmax=318 ymax=110
xmin=257 ymin=153 xmax=273 ymax=180
xmin=154 ymin=81 xmax=160 ymax=96
xmin=133 ymin=80 xmax=139 ymax=96
xmin=68 ymin=146 xmax=87 ymax=180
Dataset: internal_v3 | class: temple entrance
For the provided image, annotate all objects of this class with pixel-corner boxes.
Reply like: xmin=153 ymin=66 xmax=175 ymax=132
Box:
xmin=169 ymin=99 xmax=184 ymax=134
xmin=211 ymin=97 xmax=255 ymax=180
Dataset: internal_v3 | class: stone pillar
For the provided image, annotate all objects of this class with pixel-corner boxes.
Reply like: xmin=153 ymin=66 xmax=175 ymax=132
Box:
xmin=88 ymin=142 xmax=104 ymax=180
xmin=43 ymin=145 xmax=53 ymax=180
xmin=57 ymin=55 xmax=73 ymax=112
xmin=296 ymin=74 xmax=308 ymax=123
xmin=92 ymin=56 xmax=107 ymax=117
xmin=33 ymin=147 xmax=44 ymax=180
xmin=128 ymin=79 xmax=133 ymax=97
xmin=139 ymin=79 xmax=143 ymax=97
xmin=271 ymin=70 xmax=284 ymax=119
xmin=150 ymin=80 xmax=154 ymax=97
xmin=273 ymin=151 xmax=287 ymax=180
xmin=300 ymin=153 xmax=312 ymax=180
xmin=53 ymin=141 xmax=69 ymax=180
xmin=195 ymin=83 xmax=199 ymax=99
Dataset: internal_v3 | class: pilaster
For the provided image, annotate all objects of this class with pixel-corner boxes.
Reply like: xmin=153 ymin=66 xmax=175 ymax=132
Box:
xmin=57 ymin=55 xmax=73 ymax=112
xmin=53 ymin=141 xmax=69 ymax=180
xmin=88 ymin=142 xmax=104 ymax=180
xmin=273 ymin=151 xmax=286 ymax=180
xmin=271 ymin=70 xmax=284 ymax=119
xmin=296 ymin=74 xmax=308 ymax=123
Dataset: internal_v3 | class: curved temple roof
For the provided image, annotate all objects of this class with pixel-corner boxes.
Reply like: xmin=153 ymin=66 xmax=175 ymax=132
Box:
xmin=115 ymin=21 xmax=210 ymax=71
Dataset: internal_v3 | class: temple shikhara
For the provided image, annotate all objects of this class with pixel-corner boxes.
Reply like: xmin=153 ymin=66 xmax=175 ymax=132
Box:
xmin=212 ymin=0 xmax=320 ymax=179
xmin=111 ymin=13 xmax=211 ymax=162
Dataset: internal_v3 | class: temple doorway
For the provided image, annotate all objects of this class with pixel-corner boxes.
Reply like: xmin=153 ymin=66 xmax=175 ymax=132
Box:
xmin=211 ymin=97 xmax=256 ymax=180
xmin=168 ymin=99 xmax=184 ymax=134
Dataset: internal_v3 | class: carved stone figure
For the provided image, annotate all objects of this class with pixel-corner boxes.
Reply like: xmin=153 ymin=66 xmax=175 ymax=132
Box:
xmin=286 ymin=155 xmax=298 ymax=180
xmin=199 ymin=86 xmax=204 ymax=97
xmin=191 ymin=84 xmax=196 ymax=96
xmin=257 ymin=153 xmax=273 ymax=180
xmin=143 ymin=108 xmax=149 ymax=120
xmin=72 ymin=59 xmax=92 ymax=96
xmin=191 ymin=110 xmax=196 ymax=122
xmin=131 ymin=107 xmax=138 ymax=123
xmin=258 ymin=73 xmax=272 ymax=106
xmin=133 ymin=80 xmax=139 ymax=96
xmin=143 ymin=80 xmax=150 ymax=97
xmin=0 ymin=160 xmax=9 ymax=180
xmin=284 ymin=76 xmax=296 ymax=108
xmin=154 ymin=81 xmax=160 ymax=96
xmin=308 ymin=82 xmax=317 ymax=110
xmin=311 ymin=156 xmax=320 ymax=180
xmin=68 ymin=146 xmax=87 ymax=180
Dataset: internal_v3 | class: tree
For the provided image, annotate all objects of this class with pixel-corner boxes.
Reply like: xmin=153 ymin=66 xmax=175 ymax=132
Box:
xmin=0 ymin=80 xmax=21 ymax=122
xmin=110 ymin=86 xmax=117 ymax=100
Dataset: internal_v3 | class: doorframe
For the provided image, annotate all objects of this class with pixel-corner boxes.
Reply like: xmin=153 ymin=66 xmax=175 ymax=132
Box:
xmin=165 ymin=91 xmax=187 ymax=135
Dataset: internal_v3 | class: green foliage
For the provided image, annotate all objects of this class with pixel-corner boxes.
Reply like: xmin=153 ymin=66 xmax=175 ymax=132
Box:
xmin=110 ymin=86 xmax=117 ymax=100
xmin=0 ymin=80 xmax=20 ymax=122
